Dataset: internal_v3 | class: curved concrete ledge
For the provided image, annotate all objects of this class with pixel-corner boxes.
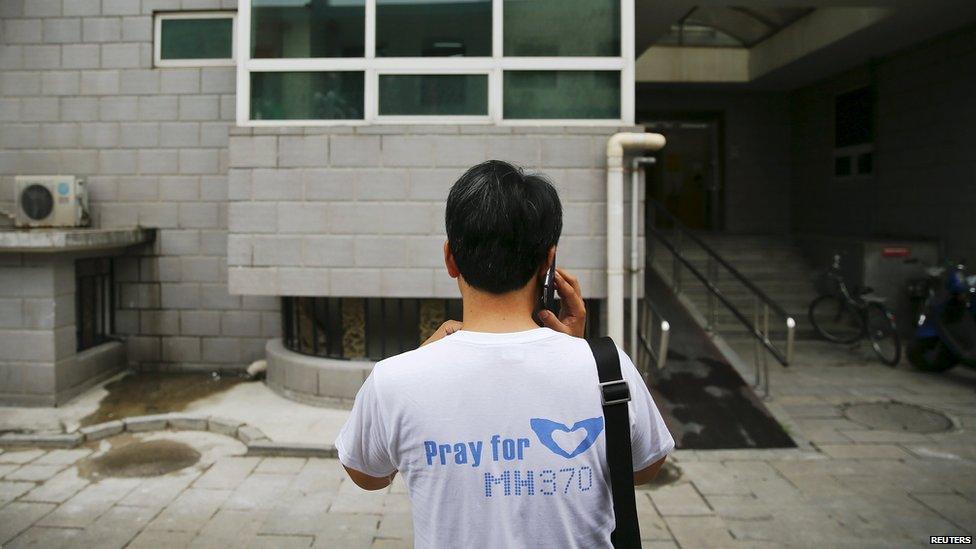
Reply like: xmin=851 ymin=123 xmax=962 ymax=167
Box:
xmin=265 ymin=338 xmax=373 ymax=406
xmin=0 ymin=413 xmax=338 ymax=458
xmin=0 ymin=227 xmax=156 ymax=253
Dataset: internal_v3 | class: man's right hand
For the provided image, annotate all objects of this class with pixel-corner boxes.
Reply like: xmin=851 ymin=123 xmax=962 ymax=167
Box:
xmin=421 ymin=320 xmax=463 ymax=347
xmin=539 ymin=268 xmax=586 ymax=338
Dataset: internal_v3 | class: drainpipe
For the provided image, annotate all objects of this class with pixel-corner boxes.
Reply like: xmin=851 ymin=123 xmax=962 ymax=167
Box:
xmin=630 ymin=156 xmax=656 ymax=360
xmin=606 ymin=132 xmax=666 ymax=346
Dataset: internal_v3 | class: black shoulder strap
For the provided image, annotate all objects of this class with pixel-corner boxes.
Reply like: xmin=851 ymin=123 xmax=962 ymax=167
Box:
xmin=587 ymin=336 xmax=641 ymax=548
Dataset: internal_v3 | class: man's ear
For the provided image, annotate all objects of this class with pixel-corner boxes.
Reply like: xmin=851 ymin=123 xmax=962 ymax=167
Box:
xmin=538 ymin=246 xmax=557 ymax=279
xmin=444 ymin=240 xmax=460 ymax=278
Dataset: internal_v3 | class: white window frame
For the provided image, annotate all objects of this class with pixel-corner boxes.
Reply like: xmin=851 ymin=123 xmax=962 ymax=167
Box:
xmin=154 ymin=11 xmax=237 ymax=68
xmin=833 ymin=143 xmax=874 ymax=179
xmin=236 ymin=0 xmax=634 ymax=126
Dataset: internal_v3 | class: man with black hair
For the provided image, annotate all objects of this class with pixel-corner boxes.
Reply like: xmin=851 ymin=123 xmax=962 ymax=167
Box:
xmin=336 ymin=160 xmax=674 ymax=548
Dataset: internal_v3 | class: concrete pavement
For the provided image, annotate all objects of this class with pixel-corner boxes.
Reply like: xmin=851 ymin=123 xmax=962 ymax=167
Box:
xmin=1 ymin=339 xmax=975 ymax=547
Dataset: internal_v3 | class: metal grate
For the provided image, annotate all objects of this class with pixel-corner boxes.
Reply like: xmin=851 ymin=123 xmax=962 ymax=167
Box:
xmin=281 ymin=296 xmax=602 ymax=361
xmin=76 ymin=257 xmax=115 ymax=352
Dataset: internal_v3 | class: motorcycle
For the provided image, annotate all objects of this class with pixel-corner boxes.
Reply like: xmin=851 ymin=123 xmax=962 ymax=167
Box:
xmin=906 ymin=261 xmax=976 ymax=371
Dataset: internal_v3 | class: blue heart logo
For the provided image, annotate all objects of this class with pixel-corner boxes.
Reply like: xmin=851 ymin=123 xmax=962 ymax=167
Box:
xmin=530 ymin=417 xmax=604 ymax=458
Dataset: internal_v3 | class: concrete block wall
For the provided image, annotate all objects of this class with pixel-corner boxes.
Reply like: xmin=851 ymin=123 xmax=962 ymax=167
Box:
xmin=0 ymin=249 xmax=130 ymax=406
xmin=635 ymin=85 xmax=793 ymax=235
xmin=0 ymin=254 xmax=69 ymax=392
xmin=0 ymin=0 xmax=273 ymax=373
xmin=789 ymin=24 xmax=976 ymax=261
xmin=0 ymin=0 xmax=640 ymax=372
xmin=226 ymin=126 xmax=647 ymax=301
xmin=0 ymin=253 xmax=79 ymax=405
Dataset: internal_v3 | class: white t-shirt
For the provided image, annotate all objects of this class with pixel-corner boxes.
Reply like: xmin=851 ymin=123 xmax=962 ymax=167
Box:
xmin=335 ymin=327 xmax=675 ymax=548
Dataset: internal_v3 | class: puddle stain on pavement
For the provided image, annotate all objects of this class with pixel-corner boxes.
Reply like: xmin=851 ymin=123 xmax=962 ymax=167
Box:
xmin=80 ymin=372 xmax=247 ymax=427
xmin=78 ymin=434 xmax=201 ymax=479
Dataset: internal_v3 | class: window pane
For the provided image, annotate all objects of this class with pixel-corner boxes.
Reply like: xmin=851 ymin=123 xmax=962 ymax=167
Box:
xmin=379 ymin=74 xmax=488 ymax=116
xmin=376 ymin=0 xmax=491 ymax=57
xmin=835 ymin=86 xmax=873 ymax=147
xmin=504 ymin=71 xmax=619 ymax=119
xmin=504 ymin=0 xmax=619 ymax=56
xmin=160 ymin=17 xmax=233 ymax=60
xmin=857 ymin=152 xmax=873 ymax=175
xmin=834 ymin=155 xmax=852 ymax=177
xmin=251 ymin=0 xmax=365 ymax=58
xmin=250 ymin=72 xmax=364 ymax=120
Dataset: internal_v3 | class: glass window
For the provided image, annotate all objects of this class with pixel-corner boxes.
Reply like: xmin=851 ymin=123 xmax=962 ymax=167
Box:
xmin=157 ymin=15 xmax=234 ymax=63
xmin=835 ymin=86 xmax=874 ymax=148
xmin=250 ymin=72 xmax=365 ymax=120
xmin=857 ymin=152 xmax=873 ymax=175
xmin=251 ymin=0 xmax=365 ymax=58
xmin=504 ymin=71 xmax=619 ymax=119
xmin=376 ymin=0 xmax=491 ymax=57
xmin=834 ymin=156 xmax=852 ymax=177
xmin=657 ymin=7 xmax=814 ymax=48
xmin=239 ymin=1 xmax=628 ymax=123
xmin=504 ymin=0 xmax=619 ymax=56
xmin=379 ymin=74 xmax=488 ymax=116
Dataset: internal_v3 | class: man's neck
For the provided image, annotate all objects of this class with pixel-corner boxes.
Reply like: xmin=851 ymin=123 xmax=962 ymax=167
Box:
xmin=459 ymin=283 xmax=541 ymax=333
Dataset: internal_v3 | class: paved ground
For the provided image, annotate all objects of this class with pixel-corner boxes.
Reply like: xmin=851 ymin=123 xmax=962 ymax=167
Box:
xmin=2 ymin=338 xmax=976 ymax=548
xmin=0 ymin=372 xmax=350 ymax=446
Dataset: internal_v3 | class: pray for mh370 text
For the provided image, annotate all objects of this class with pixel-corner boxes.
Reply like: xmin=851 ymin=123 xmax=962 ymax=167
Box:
xmin=424 ymin=435 xmax=531 ymax=468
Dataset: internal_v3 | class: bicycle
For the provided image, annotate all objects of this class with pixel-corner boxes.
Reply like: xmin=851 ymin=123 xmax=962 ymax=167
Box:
xmin=807 ymin=254 xmax=901 ymax=366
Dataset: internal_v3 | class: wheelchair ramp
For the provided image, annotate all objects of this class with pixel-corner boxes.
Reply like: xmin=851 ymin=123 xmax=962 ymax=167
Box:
xmin=644 ymin=267 xmax=795 ymax=449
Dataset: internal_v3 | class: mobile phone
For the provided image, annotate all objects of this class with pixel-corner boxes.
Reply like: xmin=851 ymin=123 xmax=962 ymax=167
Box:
xmin=540 ymin=260 xmax=557 ymax=314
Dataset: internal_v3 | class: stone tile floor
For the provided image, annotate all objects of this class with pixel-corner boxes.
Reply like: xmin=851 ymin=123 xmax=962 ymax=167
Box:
xmin=1 ymin=339 xmax=975 ymax=548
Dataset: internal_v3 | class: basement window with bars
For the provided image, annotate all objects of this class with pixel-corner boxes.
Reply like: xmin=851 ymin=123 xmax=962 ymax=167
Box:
xmin=76 ymin=258 xmax=115 ymax=352
xmin=238 ymin=0 xmax=631 ymax=125
xmin=281 ymin=296 xmax=601 ymax=361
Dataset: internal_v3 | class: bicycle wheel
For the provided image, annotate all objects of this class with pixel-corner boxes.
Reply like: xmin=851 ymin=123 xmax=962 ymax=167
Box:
xmin=808 ymin=295 xmax=863 ymax=344
xmin=866 ymin=303 xmax=901 ymax=366
xmin=907 ymin=337 xmax=958 ymax=372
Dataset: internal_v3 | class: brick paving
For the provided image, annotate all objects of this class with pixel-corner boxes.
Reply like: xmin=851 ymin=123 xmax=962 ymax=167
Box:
xmin=2 ymin=339 xmax=976 ymax=548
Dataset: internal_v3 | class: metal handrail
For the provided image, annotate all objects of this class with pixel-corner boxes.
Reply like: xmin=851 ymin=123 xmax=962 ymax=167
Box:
xmin=636 ymin=298 xmax=670 ymax=376
xmin=643 ymin=195 xmax=796 ymax=399
xmin=647 ymin=225 xmax=789 ymax=366
xmin=647 ymin=199 xmax=790 ymax=320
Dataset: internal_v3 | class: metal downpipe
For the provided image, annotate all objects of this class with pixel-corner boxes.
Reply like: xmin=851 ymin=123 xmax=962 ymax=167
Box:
xmin=605 ymin=132 xmax=665 ymax=345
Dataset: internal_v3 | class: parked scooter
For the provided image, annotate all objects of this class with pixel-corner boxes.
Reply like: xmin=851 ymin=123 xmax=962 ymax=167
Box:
xmin=906 ymin=260 xmax=976 ymax=371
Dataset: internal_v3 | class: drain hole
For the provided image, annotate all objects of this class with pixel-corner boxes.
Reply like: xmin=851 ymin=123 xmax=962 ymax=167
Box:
xmin=843 ymin=401 xmax=952 ymax=434
xmin=79 ymin=439 xmax=201 ymax=479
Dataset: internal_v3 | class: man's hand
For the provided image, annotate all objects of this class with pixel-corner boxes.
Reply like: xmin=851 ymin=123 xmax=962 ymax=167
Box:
xmin=421 ymin=320 xmax=463 ymax=347
xmin=343 ymin=465 xmax=396 ymax=491
xmin=634 ymin=456 xmax=667 ymax=485
xmin=539 ymin=268 xmax=586 ymax=338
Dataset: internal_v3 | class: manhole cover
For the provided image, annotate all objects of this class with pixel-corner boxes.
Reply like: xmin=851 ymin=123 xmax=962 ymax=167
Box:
xmin=843 ymin=401 xmax=952 ymax=433
xmin=79 ymin=439 xmax=201 ymax=479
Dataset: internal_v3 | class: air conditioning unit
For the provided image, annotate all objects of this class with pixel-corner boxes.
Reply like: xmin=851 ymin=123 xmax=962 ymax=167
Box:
xmin=14 ymin=175 xmax=90 ymax=228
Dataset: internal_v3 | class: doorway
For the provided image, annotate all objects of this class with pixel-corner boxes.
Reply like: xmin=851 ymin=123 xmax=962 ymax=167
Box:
xmin=641 ymin=117 xmax=723 ymax=231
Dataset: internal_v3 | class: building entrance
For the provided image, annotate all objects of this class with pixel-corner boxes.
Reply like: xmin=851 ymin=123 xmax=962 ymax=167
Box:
xmin=641 ymin=119 xmax=722 ymax=231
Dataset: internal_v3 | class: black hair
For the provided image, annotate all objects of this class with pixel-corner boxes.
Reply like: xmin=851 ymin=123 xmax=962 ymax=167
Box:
xmin=445 ymin=160 xmax=563 ymax=294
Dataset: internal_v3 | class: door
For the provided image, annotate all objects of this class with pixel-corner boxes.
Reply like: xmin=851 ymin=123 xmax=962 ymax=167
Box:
xmin=642 ymin=119 xmax=722 ymax=231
